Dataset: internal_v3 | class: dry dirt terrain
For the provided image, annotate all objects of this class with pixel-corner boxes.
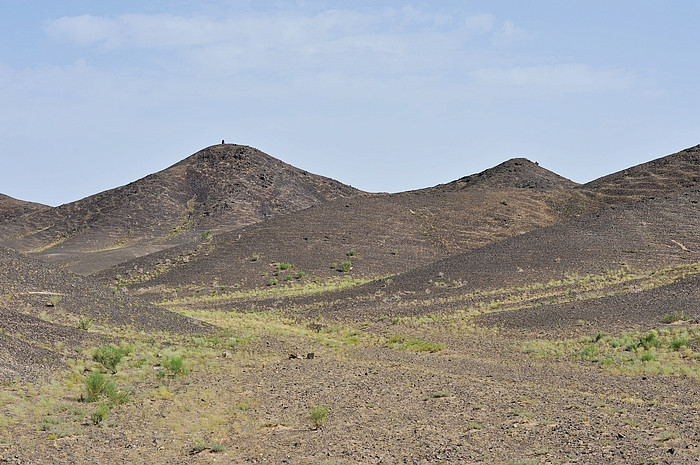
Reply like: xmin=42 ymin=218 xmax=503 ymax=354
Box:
xmin=0 ymin=144 xmax=698 ymax=464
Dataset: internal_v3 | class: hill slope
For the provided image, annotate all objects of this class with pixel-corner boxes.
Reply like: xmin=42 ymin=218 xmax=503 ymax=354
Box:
xmin=0 ymin=193 xmax=50 ymax=221
xmin=99 ymin=159 xmax=584 ymax=296
xmin=0 ymin=246 xmax=212 ymax=381
xmin=274 ymin=184 xmax=700 ymax=324
xmin=577 ymin=144 xmax=700 ymax=199
xmin=0 ymin=144 xmax=360 ymax=274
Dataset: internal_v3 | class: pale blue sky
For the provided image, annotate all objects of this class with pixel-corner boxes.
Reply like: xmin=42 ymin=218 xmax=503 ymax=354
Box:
xmin=1 ymin=1 xmax=698 ymax=206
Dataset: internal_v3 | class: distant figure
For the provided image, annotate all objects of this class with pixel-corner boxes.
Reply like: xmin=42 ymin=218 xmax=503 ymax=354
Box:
xmin=222 ymin=139 xmax=225 ymax=144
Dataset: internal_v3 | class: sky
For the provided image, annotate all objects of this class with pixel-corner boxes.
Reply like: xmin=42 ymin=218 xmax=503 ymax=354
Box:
xmin=1 ymin=0 xmax=699 ymax=206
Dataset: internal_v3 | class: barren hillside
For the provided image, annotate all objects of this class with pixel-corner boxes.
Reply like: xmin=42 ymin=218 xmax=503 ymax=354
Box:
xmin=0 ymin=144 xmax=360 ymax=275
xmin=98 ymin=159 xmax=583 ymax=296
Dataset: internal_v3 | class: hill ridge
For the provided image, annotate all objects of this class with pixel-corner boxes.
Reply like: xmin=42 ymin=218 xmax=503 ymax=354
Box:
xmin=0 ymin=144 xmax=361 ymax=274
xmin=436 ymin=157 xmax=578 ymax=191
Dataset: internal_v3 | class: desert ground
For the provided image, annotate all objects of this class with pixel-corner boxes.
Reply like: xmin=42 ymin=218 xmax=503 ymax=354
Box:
xmin=0 ymin=144 xmax=698 ymax=464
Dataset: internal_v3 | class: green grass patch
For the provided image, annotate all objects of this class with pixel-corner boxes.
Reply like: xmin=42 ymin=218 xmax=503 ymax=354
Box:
xmin=522 ymin=327 xmax=700 ymax=379
xmin=662 ymin=311 xmax=690 ymax=324
xmin=384 ymin=334 xmax=445 ymax=353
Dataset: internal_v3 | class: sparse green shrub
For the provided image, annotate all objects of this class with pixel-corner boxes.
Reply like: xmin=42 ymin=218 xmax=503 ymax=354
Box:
xmin=49 ymin=295 xmax=63 ymax=307
xmin=309 ymin=406 xmax=329 ymax=429
xmin=284 ymin=274 xmax=293 ymax=281
xmin=347 ymin=249 xmax=356 ymax=257
xmin=267 ymin=278 xmax=278 ymax=286
xmin=386 ymin=334 xmax=444 ymax=353
xmin=158 ymin=355 xmax=188 ymax=378
xmin=638 ymin=331 xmax=660 ymax=350
xmin=251 ymin=253 xmax=260 ymax=262
xmin=92 ymin=344 xmax=131 ymax=372
xmin=579 ymin=344 xmax=599 ymax=361
xmin=91 ymin=401 xmax=110 ymax=425
xmin=191 ymin=442 xmax=226 ymax=454
xmin=641 ymin=352 xmax=655 ymax=362
xmin=84 ymin=371 xmax=114 ymax=403
xmin=391 ymin=249 xmax=398 ymax=255
xmin=662 ymin=311 xmax=690 ymax=324
xmin=338 ymin=260 xmax=352 ymax=272
xmin=278 ymin=262 xmax=292 ymax=270
xmin=296 ymin=271 xmax=305 ymax=280
xmin=78 ymin=316 xmax=93 ymax=331
xmin=657 ymin=431 xmax=679 ymax=442
xmin=624 ymin=342 xmax=637 ymax=352
xmin=671 ymin=337 xmax=689 ymax=351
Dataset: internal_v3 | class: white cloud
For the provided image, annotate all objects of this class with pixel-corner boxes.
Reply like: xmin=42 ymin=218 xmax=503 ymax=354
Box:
xmin=471 ymin=63 xmax=638 ymax=93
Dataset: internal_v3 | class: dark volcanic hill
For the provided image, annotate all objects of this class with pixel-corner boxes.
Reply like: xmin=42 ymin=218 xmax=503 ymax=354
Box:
xmin=578 ymin=144 xmax=700 ymax=200
xmin=105 ymin=147 xmax=700 ymax=300
xmin=0 ymin=144 xmax=359 ymax=274
xmin=382 ymin=186 xmax=700 ymax=295
xmin=435 ymin=158 xmax=578 ymax=191
xmin=0 ymin=193 xmax=50 ymax=221
xmin=99 ymin=159 xmax=584 ymax=296
xmin=291 ymin=185 xmax=700 ymax=323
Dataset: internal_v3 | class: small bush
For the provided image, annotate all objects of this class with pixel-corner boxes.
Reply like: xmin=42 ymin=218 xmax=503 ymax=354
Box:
xmin=91 ymin=401 xmax=110 ymax=425
xmin=251 ymin=253 xmax=260 ymax=262
xmin=671 ymin=337 xmax=689 ymax=351
xmin=338 ymin=260 xmax=352 ymax=272
xmin=579 ymin=345 xmax=599 ymax=360
xmin=92 ymin=345 xmax=131 ymax=372
xmin=49 ymin=295 xmax=63 ymax=307
xmin=296 ymin=271 xmax=305 ymax=280
xmin=662 ymin=311 xmax=690 ymax=324
xmin=191 ymin=442 xmax=226 ymax=454
xmin=638 ymin=331 xmax=660 ymax=350
xmin=78 ymin=316 xmax=93 ymax=331
xmin=278 ymin=262 xmax=292 ymax=270
xmin=267 ymin=278 xmax=278 ymax=286
xmin=84 ymin=371 xmax=114 ymax=403
xmin=346 ymin=249 xmax=356 ymax=257
xmin=159 ymin=355 xmax=188 ymax=378
xmin=309 ymin=406 xmax=329 ymax=429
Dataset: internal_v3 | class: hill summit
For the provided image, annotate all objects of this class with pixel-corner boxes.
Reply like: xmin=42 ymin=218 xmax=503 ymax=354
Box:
xmin=440 ymin=158 xmax=578 ymax=191
xmin=0 ymin=144 xmax=360 ymax=274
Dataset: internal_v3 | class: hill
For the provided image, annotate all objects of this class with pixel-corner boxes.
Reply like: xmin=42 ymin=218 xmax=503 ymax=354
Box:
xmin=97 ymin=158 xmax=583 ymax=296
xmin=0 ymin=144 xmax=359 ymax=275
xmin=435 ymin=157 xmax=578 ymax=191
xmin=577 ymin=144 xmax=700 ymax=200
xmin=0 ymin=193 xmax=49 ymax=221
xmin=257 ymin=184 xmax=699 ymax=327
